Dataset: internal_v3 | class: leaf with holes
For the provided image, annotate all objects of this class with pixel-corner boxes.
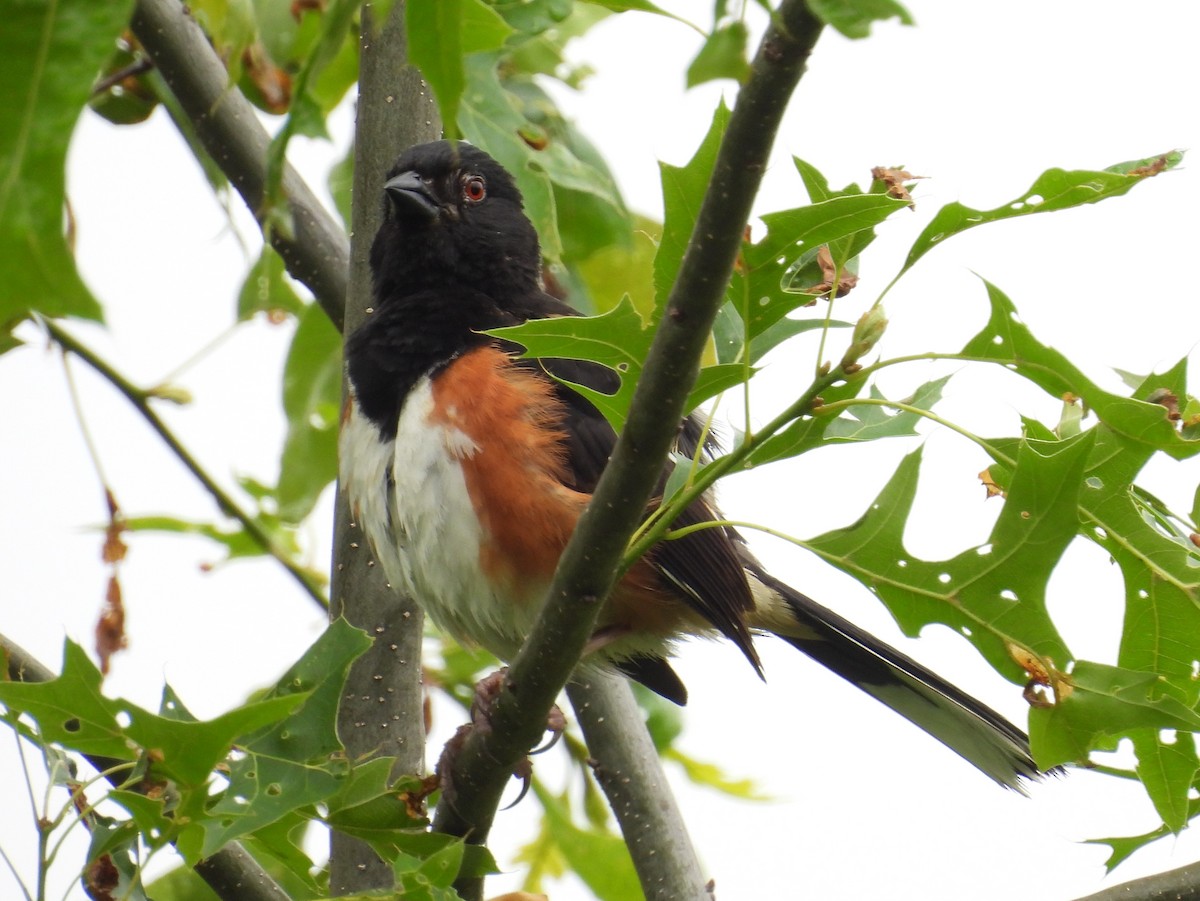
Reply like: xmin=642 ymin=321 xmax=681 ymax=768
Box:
xmin=804 ymin=438 xmax=1083 ymax=685
xmin=899 ymin=152 xmax=1183 ymax=280
xmin=0 ymin=641 xmax=304 ymax=788
xmin=1131 ymin=728 xmax=1199 ymax=833
xmin=489 ymin=296 xmax=745 ymax=434
xmin=192 ymin=619 xmax=372 ymax=860
xmin=1029 ymin=662 xmax=1200 ymax=770
xmin=730 ymin=191 xmax=906 ymax=359
xmin=962 ymin=280 xmax=1199 ymax=459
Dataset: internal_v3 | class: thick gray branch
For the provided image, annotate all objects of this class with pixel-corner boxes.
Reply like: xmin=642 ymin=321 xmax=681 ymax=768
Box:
xmin=432 ymin=2 xmax=824 ymax=897
xmin=567 ymin=673 xmax=711 ymax=900
xmin=1074 ymin=862 xmax=1200 ymax=901
xmin=327 ymin=2 xmax=440 ymax=894
xmin=130 ymin=0 xmax=349 ymax=330
xmin=1 ymin=633 xmax=290 ymax=901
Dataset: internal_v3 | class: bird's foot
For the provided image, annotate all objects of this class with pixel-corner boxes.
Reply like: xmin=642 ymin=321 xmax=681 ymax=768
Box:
xmin=435 ymin=668 xmax=567 ymax=810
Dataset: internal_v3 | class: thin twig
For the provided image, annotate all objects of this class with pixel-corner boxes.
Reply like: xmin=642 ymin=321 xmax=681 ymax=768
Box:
xmin=42 ymin=319 xmax=328 ymax=611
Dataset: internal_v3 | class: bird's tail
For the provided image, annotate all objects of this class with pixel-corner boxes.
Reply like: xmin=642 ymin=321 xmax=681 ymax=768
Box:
xmin=746 ymin=563 xmax=1038 ymax=790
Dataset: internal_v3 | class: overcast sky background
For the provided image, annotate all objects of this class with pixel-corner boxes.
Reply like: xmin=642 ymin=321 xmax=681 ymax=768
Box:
xmin=3 ymin=1 xmax=1200 ymax=899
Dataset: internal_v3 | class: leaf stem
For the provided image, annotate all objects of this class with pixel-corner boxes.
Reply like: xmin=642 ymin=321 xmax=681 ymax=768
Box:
xmin=623 ymin=364 xmax=843 ymax=568
xmin=40 ymin=319 xmax=328 ymax=611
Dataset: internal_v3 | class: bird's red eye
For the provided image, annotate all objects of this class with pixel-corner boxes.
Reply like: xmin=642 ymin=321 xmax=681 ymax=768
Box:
xmin=462 ymin=174 xmax=487 ymax=203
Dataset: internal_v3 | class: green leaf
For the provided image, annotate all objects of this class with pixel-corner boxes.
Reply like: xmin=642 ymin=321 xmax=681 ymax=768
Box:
xmin=531 ymin=782 xmax=641 ymax=900
xmin=189 ymin=0 xmax=257 ymax=64
xmin=196 ymin=619 xmax=372 ymax=859
xmin=655 ymin=99 xmax=729 ymax=312
xmin=588 ymin=0 xmax=692 ymax=24
xmin=745 ymin=374 xmax=943 ymax=468
xmin=805 ymin=437 xmax=1084 ymax=684
xmin=490 ymin=0 xmax=577 ymax=34
xmin=329 ymin=140 xmax=355 ymax=229
xmin=0 ymin=640 xmax=305 ymax=788
xmin=746 ymin=315 xmax=849 ymax=365
xmin=665 ymin=748 xmax=767 ymax=800
xmin=807 ymin=0 xmax=914 ymax=38
xmin=407 ymin=0 xmax=514 ymax=143
xmin=823 ymin=375 xmax=951 ymax=441
xmin=1087 ymin=805 xmax=1200 ymax=872
xmin=900 ymin=152 xmax=1183 ymax=279
xmin=459 ymin=54 xmax=626 ymax=263
xmin=962 ymin=280 xmax=1199 ymax=460
xmin=263 ymin=0 xmax=362 ymax=208
xmin=89 ymin=42 xmax=158 ymax=125
xmin=237 ymin=246 xmax=306 ymax=321
xmin=1131 ymin=728 xmax=1198 ymax=832
xmin=0 ymin=0 xmax=135 ymax=321
xmin=732 ymin=192 xmax=907 ymax=352
xmin=572 ymin=219 xmax=659 ymax=318
xmin=686 ymin=21 xmax=749 ymax=87
xmin=487 ymin=296 xmax=646 ymax=432
xmin=277 ymin=301 xmax=343 ymax=522
xmin=494 ymin=76 xmax=632 ymax=265
xmin=1029 ymin=662 xmax=1200 ymax=770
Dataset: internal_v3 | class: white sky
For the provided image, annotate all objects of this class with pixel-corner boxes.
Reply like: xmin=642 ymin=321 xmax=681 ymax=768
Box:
xmin=3 ymin=1 xmax=1200 ymax=899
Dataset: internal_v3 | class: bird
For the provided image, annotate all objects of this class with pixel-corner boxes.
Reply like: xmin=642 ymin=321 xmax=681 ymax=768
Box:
xmin=339 ymin=139 xmax=1038 ymax=789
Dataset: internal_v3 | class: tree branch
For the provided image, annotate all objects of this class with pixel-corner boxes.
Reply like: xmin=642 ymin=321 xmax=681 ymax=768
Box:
xmin=1 ymin=633 xmax=291 ymax=901
xmin=1074 ymin=862 xmax=1200 ymax=901
xmin=327 ymin=2 xmax=440 ymax=894
xmin=432 ymin=2 xmax=824 ymax=896
xmin=42 ymin=318 xmax=329 ymax=611
xmin=129 ymin=0 xmax=349 ymax=331
xmin=567 ymin=673 xmax=711 ymax=900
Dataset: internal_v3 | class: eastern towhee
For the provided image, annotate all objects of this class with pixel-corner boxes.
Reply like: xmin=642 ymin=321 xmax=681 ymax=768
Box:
xmin=340 ymin=140 xmax=1037 ymax=788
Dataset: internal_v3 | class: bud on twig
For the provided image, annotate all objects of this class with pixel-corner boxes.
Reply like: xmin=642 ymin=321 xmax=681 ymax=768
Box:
xmin=840 ymin=305 xmax=888 ymax=370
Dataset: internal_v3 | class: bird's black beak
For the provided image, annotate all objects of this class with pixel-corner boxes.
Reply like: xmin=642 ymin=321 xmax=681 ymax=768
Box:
xmin=383 ymin=170 xmax=439 ymax=219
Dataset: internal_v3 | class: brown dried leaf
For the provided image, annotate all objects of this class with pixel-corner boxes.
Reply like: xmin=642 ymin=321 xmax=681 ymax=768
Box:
xmin=1146 ymin=387 xmax=1181 ymax=421
xmin=1008 ymin=642 xmax=1050 ymax=684
xmin=102 ymin=489 xmax=127 ymax=564
xmin=291 ymin=0 xmax=324 ymax=20
xmin=799 ymin=245 xmax=859 ymax=298
xmin=978 ymin=467 xmax=1004 ymax=499
xmin=733 ymin=224 xmax=753 ymax=275
xmin=871 ymin=166 xmax=924 ymax=207
xmin=242 ymin=44 xmax=291 ymax=114
xmin=85 ymin=855 xmax=119 ymax=901
xmin=1127 ymin=155 xmax=1170 ymax=178
xmin=96 ymin=576 xmax=127 ymax=675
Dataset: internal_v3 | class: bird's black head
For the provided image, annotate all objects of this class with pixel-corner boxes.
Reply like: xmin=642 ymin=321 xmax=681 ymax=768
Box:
xmin=369 ymin=141 xmax=543 ymax=306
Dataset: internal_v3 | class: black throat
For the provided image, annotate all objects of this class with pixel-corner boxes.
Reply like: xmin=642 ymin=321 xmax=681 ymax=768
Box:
xmin=345 ymin=284 xmax=519 ymax=438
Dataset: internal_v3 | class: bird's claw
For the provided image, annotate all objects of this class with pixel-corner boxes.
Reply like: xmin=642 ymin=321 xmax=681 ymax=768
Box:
xmin=436 ymin=669 xmax=568 ymax=810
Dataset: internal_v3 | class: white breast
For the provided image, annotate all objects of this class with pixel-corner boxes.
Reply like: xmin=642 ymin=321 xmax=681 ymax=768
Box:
xmin=339 ymin=378 xmax=530 ymax=658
